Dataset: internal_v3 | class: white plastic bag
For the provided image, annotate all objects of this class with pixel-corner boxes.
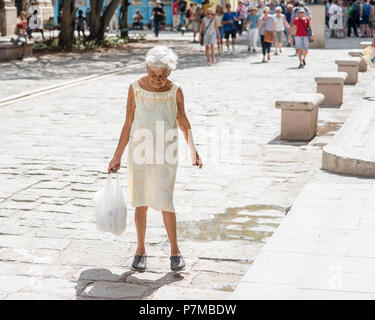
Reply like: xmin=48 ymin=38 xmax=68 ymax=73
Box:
xmin=94 ymin=173 xmax=127 ymax=235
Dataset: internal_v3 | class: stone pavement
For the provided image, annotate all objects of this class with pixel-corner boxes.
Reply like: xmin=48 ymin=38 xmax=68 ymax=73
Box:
xmin=233 ymin=73 xmax=375 ymax=300
xmin=0 ymin=36 xmax=373 ymax=299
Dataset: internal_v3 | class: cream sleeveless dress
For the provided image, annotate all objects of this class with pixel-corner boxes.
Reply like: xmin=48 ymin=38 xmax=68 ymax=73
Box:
xmin=127 ymin=80 xmax=179 ymax=213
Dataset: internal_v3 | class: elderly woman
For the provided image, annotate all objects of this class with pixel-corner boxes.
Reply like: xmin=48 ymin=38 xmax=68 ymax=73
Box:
xmin=108 ymin=46 xmax=202 ymax=272
xmin=258 ymin=6 xmax=275 ymax=62
xmin=273 ymin=6 xmax=289 ymax=55
xmin=200 ymin=7 xmax=221 ymax=65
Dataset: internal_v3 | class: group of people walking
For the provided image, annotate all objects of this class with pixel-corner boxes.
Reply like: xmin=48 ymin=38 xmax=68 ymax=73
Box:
xmin=197 ymin=0 xmax=313 ymax=68
xmin=326 ymin=0 xmax=375 ymax=38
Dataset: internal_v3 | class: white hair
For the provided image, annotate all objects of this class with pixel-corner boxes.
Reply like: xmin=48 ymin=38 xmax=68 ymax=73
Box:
xmin=145 ymin=46 xmax=177 ymax=71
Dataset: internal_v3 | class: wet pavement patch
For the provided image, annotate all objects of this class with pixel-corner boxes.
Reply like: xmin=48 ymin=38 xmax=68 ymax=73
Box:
xmin=178 ymin=205 xmax=287 ymax=242
xmin=317 ymin=121 xmax=342 ymax=137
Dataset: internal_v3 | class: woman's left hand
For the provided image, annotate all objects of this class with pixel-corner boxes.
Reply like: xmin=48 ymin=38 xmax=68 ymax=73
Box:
xmin=192 ymin=150 xmax=203 ymax=169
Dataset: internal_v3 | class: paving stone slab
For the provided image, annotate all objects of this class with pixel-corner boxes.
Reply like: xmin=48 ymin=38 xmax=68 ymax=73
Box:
xmin=152 ymin=285 xmax=232 ymax=300
xmin=80 ymin=281 xmax=150 ymax=299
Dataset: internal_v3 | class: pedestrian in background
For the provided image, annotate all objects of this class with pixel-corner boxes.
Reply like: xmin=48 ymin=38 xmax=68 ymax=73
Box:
xmin=292 ymin=8 xmax=313 ymax=68
xmin=172 ymin=0 xmax=180 ymax=31
xmin=215 ymin=5 xmax=224 ymax=53
xmin=193 ymin=5 xmax=202 ymax=42
xmin=107 ymin=46 xmax=202 ymax=272
xmin=329 ymin=0 xmax=339 ymax=37
xmin=370 ymin=0 xmax=375 ymax=37
xmin=77 ymin=10 xmax=87 ymax=38
xmin=178 ymin=0 xmax=187 ymax=30
xmin=258 ymin=6 xmax=275 ymax=62
xmin=27 ymin=9 xmax=45 ymax=40
xmin=273 ymin=6 xmax=289 ymax=55
xmin=247 ymin=6 xmax=260 ymax=52
xmin=222 ymin=2 xmax=239 ymax=54
xmin=360 ymin=0 xmax=372 ymax=37
xmin=236 ymin=0 xmax=248 ymax=36
xmin=347 ymin=1 xmax=359 ymax=36
xmin=200 ymin=7 xmax=221 ymax=65
xmin=337 ymin=0 xmax=345 ymax=38
xmin=186 ymin=2 xmax=194 ymax=30
xmin=132 ymin=10 xmax=144 ymax=30
xmin=152 ymin=0 xmax=164 ymax=37
xmin=285 ymin=3 xmax=293 ymax=46
xmin=11 ymin=11 xmax=28 ymax=45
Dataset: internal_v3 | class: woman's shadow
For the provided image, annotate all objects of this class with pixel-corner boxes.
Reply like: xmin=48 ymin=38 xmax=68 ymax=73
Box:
xmin=75 ymin=268 xmax=185 ymax=299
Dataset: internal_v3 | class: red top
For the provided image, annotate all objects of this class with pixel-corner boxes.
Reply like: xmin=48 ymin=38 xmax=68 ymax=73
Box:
xmin=293 ymin=17 xmax=310 ymax=36
xmin=173 ymin=1 xmax=179 ymax=15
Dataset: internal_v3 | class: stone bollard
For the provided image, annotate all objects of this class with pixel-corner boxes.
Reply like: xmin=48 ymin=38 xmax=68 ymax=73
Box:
xmin=348 ymin=50 xmax=368 ymax=72
xmin=275 ymin=94 xmax=325 ymax=141
xmin=315 ymin=72 xmax=348 ymax=108
xmin=360 ymin=41 xmax=372 ymax=49
xmin=335 ymin=58 xmax=361 ymax=85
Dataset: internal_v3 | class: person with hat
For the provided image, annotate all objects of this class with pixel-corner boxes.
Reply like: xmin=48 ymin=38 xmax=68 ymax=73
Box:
xmin=273 ymin=6 xmax=290 ymax=55
xmin=247 ymin=6 xmax=260 ymax=52
xmin=292 ymin=8 xmax=313 ymax=68
xmin=152 ymin=0 xmax=165 ymax=37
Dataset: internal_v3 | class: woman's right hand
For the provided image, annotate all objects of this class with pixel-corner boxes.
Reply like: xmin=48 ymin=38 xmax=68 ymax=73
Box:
xmin=107 ymin=156 xmax=121 ymax=174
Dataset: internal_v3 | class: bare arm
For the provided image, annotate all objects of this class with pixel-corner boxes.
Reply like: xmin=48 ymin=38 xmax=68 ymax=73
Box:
xmin=200 ymin=19 xmax=204 ymax=33
xmin=283 ymin=15 xmax=290 ymax=29
xmin=214 ymin=18 xmax=220 ymax=39
xmin=107 ymin=84 xmax=136 ymax=173
xmin=176 ymin=87 xmax=202 ymax=168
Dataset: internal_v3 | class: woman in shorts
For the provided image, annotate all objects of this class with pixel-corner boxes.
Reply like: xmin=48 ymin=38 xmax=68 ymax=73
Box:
xmin=222 ymin=2 xmax=239 ymax=54
xmin=292 ymin=9 xmax=313 ymax=68
xmin=273 ymin=6 xmax=289 ymax=55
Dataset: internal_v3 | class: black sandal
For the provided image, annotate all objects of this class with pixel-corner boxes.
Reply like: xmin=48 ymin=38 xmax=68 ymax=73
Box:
xmin=170 ymin=255 xmax=185 ymax=272
xmin=131 ymin=255 xmax=147 ymax=272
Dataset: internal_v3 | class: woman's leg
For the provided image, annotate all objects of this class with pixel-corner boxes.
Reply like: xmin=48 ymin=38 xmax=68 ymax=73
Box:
xmin=261 ymin=35 xmax=266 ymax=57
xmin=162 ymin=211 xmax=180 ymax=256
xmin=205 ymin=45 xmax=210 ymax=64
xmin=266 ymin=42 xmax=271 ymax=59
xmin=303 ymin=49 xmax=308 ymax=62
xmin=211 ymin=44 xmax=216 ymax=63
xmin=135 ymin=206 xmax=148 ymax=255
xmin=252 ymin=28 xmax=258 ymax=50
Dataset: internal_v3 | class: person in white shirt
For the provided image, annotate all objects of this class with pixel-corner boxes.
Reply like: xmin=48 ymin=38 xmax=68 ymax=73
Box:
xmin=28 ymin=10 xmax=45 ymax=40
xmin=329 ymin=0 xmax=339 ymax=37
xmin=273 ymin=6 xmax=289 ymax=55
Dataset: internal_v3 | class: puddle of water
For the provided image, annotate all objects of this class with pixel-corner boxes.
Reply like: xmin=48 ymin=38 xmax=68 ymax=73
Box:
xmin=178 ymin=205 xmax=287 ymax=243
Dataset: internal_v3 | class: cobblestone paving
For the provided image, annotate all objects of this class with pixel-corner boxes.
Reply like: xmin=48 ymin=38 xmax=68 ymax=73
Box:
xmin=0 ymin=36 xmax=373 ymax=299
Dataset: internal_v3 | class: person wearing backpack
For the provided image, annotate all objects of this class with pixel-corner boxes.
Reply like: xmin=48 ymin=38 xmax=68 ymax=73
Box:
xmin=360 ymin=0 xmax=371 ymax=37
xmin=348 ymin=2 xmax=359 ymax=36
